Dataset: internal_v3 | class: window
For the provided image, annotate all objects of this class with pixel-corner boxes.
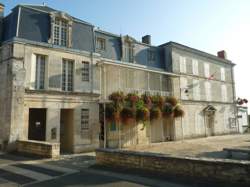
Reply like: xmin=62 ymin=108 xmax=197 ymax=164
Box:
xmin=82 ymin=61 xmax=89 ymax=81
xmin=124 ymin=42 xmax=133 ymax=62
xmin=96 ymin=37 xmax=106 ymax=50
xmin=180 ymin=77 xmax=188 ymax=100
xmin=35 ymin=54 xmax=46 ymax=89
xmin=148 ymin=50 xmax=156 ymax=62
xmin=179 ymin=56 xmax=186 ymax=73
xmin=53 ymin=18 xmax=68 ymax=47
xmin=192 ymin=59 xmax=199 ymax=75
xmin=193 ymin=79 xmax=200 ymax=100
xmin=221 ymin=67 xmax=225 ymax=81
xmin=204 ymin=63 xmax=210 ymax=78
xmin=62 ymin=59 xmax=74 ymax=91
xmin=205 ymin=81 xmax=211 ymax=101
xmin=81 ymin=109 xmax=89 ymax=130
xmin=221 ymin=84 xmax=227 ymax=102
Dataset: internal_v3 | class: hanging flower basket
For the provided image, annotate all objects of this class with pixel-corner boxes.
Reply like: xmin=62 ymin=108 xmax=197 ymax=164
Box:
xmin=152 ymin=95 xmax=165 ymax=109
xmin=162 ymin=102 xmax=174 ymax=118
xmin=126 ymin=93 xmax=140 ymax=106
xmin=165 ymin=96 xmax=178 ymax=107
xmin=105 ymin=104 xmax=120 ymax=122
xmin=136 ymin=107 xmax=150 ymax=122
xmin=120 ymin=107 xmax=135 ymax=124
xmin=173 ymin=105 xmax=185 ymax=118
xmin=150 ymin=107 xmax=162 ymax=121
xmin=141 ymin=94 xmax=152 ymax=109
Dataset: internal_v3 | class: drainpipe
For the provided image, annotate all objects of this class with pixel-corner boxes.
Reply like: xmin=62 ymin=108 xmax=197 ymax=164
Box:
xmin=231 ymin=64 xmax=238 ymax=132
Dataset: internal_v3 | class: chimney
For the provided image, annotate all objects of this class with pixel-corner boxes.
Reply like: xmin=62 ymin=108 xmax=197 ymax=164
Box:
xmin=142 ymin=35 xmax=151 ymax=45
xmin=0 ymin=3 xmax=4 ymax=18
xmin=217 ymin=50 xmax=227 ymax=59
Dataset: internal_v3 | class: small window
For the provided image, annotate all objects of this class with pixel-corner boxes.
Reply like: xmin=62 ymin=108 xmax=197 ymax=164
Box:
xmin=192 ymin=59 xmax=199 ymax=75
xmin=81 ymin=109 xmax=89 ymax=130
xmin=62 ymin=59 xmax=74 ymax=91
xmin=148 ymin=50 xmax=156 ymax=62
xmin=204 ymin=63 xmax=210 ymax=78
xmin=96 ymin=37 xmax=106 ymax=50
xmin=82 ymin=61 xmax=90 ymax=81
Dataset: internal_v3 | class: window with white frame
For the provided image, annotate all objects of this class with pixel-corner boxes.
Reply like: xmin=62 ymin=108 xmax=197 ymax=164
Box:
xmin=220 ymin=67 xmax=225 ymax=81
xmin=96 ymin=37 xmax=106 ymax=50
xmin=35 ymin=54 xmax=46 ymax=89
xmin=62 ymin=59 xmax=74 ymax=91
xmin=204 ymin=63 xmax=210 ymax=78
xmin=148 ymin=50 xmax=156 ymax=62
xmin=82 ymin=61 xmax=89 ymax=81
xmin=124 ymin=42 xmax=134 ymax=62
xmin=53 ymin=18 xmax=68 ymax=47
xmin=81 ymin=109 xmax=89 ymax=130
xmin=193 ymin=79 xmax=200 ymax=100
xmin=205 ymin=81 xmax=211 ymax=101
xmin=179 ymin=56 xmax=186 ymax=73
xmin=221 ymin=84 xmax=227 ymax=102
xmin=192 ymin=59 xmax=199 ymax=75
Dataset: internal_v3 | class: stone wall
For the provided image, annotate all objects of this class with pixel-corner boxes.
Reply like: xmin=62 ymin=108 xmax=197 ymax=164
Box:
xmin=96 ymin=149 xmax=250 ymax=185
xmin=17 ymin=140 xmax=60 ymax=158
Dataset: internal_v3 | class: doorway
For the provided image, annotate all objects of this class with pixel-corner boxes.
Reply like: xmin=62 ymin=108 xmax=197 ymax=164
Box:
xmin=28 ymin=108 xmax=46 ymax=141
xmin=203 ymin=105 xmax=216 ymax=136
xmin=60 ymin=109 xmax=74 ymax=153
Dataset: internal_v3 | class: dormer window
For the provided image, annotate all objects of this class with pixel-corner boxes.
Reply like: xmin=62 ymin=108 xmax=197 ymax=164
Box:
xmin=53 ymin=18 xmax=68 ymax=46
xmin=49 ymin=12 xmax=73 ymax=48
xmin=96 ymin=37 xmax=106 ymax=51
xmin=148 ymin=50 xmax=156 ymax=62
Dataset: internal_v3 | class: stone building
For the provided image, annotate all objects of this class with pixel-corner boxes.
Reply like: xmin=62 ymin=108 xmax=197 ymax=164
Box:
xmin=0 ymin=4 xmax=237 ymax=152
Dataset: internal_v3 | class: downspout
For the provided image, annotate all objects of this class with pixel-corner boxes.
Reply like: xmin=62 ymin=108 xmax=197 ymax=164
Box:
xmin=231 ymin=65 xmax=238 ymax=132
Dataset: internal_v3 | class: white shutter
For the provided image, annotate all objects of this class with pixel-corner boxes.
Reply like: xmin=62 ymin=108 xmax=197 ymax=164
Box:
xmin=204 ymin=63 xmax=210 ymax=78
xmin=192 ymin=59 xmax=199 ymax=75
xmin=221 ymin=84 xmax=227 ymax=102
xmin=30 ymin=54 xmax=37 ymax=90
xmin=205 ymin=81 xmax=211 ymax=101
xmin=180 ymin=77 xmax=188 ymax=100
xmin=221 ymin=67 xmax=225 ymax=81
xmin=193 ymin=79 xmax=200 ymax=100
xmin=179 ymin=56 xmax=186 ymax=73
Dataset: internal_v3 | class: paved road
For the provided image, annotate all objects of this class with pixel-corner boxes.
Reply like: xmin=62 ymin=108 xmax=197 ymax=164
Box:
xmin=0 ymin=152 xmax=247 ymax=187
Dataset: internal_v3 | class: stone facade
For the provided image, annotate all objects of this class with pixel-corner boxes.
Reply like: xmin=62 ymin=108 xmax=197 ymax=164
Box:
xmin=0 ymin=4 xmax=238 ymax=152
xmin=96 ymin=149 xmax=250 ymax=185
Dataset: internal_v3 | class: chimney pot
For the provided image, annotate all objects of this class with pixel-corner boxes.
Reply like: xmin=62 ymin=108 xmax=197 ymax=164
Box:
xmin=217 ymin=50 xmax=227 ymax=59
xmin=142 ymin=35 xmax=151 ymax=45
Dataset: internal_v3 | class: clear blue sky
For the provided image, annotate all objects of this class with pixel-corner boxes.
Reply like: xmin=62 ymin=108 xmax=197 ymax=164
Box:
xmin=1 ymin=0 xmax=250 ymax=105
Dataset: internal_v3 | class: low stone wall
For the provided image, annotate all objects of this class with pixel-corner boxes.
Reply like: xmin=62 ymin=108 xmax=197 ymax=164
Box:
xmin=17 ymin=140 xmax=60 ymax=158
xmin=96 ymin=148 xmax=250 ymax=185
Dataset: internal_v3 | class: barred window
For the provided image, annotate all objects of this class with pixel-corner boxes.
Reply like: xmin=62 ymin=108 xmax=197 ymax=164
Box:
xmin=35 ymin=54 xmax=46 ymax=89
xmin=82 ymin=61 xmax=89 ymax=81
xmin=96 ymin=37 xmax=106 ymax=50
xmin=53 ymin=18 xmax=68 ymax=47
xmin=81 ymin=109 xmax=89 ymax=130
xmin=62 ymin=59 xmax=74 ymax=91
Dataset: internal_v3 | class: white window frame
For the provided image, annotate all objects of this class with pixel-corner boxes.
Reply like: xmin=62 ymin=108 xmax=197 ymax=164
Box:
xmin=221 ymin=84 xmax=227 ymax=102
xmin=35 ymin=54 xmax=46 ymax=90
xmin=220 ymin=67 xmax=225 ymax=81
xmin=205 ymin=81 xmax=211 ymax=101
xmin=53 ymin=18 xmax=68 ymax=47
xmin=179 ymin=56 xmax=186 ymax=73
xmin=81 ymin=109 xmax=89 ymax=130
xmin=204 ymin=63 xmax=210 ymax=78
xmin=192 ymin=59 xmax=199 ymax=75
xmin=82 ymin=61 xmax=90 ymax=81
xmin=62 ymin=59 xmax=74 ymax=91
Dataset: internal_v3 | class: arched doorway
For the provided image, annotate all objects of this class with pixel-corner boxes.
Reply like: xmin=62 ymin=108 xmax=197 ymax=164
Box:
xmin=203 ymin=105 xmax=216 ymax=136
